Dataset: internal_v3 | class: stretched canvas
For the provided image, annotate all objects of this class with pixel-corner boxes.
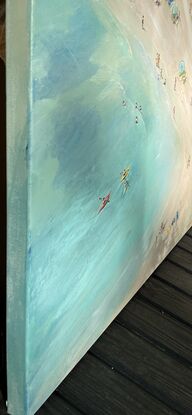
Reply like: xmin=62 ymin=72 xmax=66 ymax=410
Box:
xmin=7 ymin=1 xmax=192 ymax=414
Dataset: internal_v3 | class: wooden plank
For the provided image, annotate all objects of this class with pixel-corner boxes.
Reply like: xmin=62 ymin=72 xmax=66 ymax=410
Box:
xmin=91 ymin=323 xmax=192 ymax=415
xmin=178 ymin=235 xmax=192 ymax=254
xmin=139 ymin=277 xmax=192 ymax=326
xmin=116 ymin=297 xmax=192 ymax=364
xmin=37 ymin=392 xmax=82 ymax=415
xmin=154 ymin=260 xmax=192 ymax=296
xmin=58 ymin=353 xmax=177 ymax=415
xmin=168 ymin=247 xmax=192 ymax=273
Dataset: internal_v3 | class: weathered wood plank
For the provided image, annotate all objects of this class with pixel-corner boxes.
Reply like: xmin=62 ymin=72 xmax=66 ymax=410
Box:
xmin=168 ymin=247 xmax=192 ymax=273
xmin=58 ymin=354 xmax=177 ymax=415
xmin=178 ymin=235 xmax=192 ymax=254
xmin=37 ymin=392 xmax=82 ymax=415
xmin=116 ymin=297 xmax=192 ymax=364
xmin=139 ymin=277 xmax=192 ymax=326
xmin=91 ymin=323 xmax=192 ymax=415
xmin=154 ymin=260 xmax=192 ymax=296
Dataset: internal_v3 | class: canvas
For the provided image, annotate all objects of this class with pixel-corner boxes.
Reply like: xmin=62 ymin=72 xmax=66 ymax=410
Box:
xmin=7 ymin=1 xmax=192 ymax=414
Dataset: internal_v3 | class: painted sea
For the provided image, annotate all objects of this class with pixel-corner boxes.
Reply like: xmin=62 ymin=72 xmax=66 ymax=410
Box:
xmin=24 ymin=0 xmax=191 ymax=413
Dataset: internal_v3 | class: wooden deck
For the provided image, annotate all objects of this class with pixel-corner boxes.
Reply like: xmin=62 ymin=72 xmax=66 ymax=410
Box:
xmin=35 ymin=228 xmax=192 ymax=415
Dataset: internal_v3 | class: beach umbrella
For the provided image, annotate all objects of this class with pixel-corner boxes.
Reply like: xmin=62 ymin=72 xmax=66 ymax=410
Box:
xmin=179 ymin=60 xmax=185 ymax=75
xmin=171 ymin=3 xmax=180 ymax=18
xmin=178 ymin=60 xmax=187 ymax=83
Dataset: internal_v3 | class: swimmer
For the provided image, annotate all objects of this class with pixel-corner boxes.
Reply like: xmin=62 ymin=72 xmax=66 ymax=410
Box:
xmin=142 ymin=15 xmax=145 ymax=30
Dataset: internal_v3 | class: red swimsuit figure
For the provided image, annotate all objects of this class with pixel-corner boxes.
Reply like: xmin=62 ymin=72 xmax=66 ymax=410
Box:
xmin=98 ymin=193 xmax=111 ymax=214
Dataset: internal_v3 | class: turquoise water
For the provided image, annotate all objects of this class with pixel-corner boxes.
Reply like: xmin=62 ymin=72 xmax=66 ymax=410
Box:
xmin=28 ymin=1 xmax=178 ymax=412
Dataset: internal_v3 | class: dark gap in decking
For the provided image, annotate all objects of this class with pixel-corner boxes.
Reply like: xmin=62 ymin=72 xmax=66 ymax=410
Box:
xmin=138 ymin=292 xmax=192 ymax=329
xmin=177 ymin=242 xmax=192 ymax=255
xmin=177 ymin=245 xmax=192 ymax=254
xmin=153 ymin=273 xmax=192 ymax=299
xmin=167 ymin=258 xmax=192 ymax=275
xmin=154 ymin=258 xmax=192 ymax=296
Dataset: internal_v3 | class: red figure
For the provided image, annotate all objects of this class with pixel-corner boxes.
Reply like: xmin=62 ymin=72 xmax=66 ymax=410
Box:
xmin=98 ymin=193 xmax=111 ymax=214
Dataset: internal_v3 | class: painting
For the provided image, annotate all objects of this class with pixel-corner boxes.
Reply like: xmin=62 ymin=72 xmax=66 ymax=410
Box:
xmin=7 ymin=1 xmax=192 ymax=414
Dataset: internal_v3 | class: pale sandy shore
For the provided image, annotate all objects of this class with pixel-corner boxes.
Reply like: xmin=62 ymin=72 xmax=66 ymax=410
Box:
xmin=106 ymin=0 xmax=192 ymax=286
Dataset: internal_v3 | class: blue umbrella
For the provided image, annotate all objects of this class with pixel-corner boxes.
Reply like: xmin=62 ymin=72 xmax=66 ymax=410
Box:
xmin=179 ymin=60 xmax=185 ymax=75
xmin=171 ymin=3 xmax=180 ymax=18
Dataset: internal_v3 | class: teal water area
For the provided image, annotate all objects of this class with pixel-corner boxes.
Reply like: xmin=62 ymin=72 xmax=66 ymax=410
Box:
xmin=27 ymin=1 xmax=178 ymax=412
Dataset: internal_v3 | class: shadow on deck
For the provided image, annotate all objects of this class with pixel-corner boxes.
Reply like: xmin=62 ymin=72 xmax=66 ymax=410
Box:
xmin=37 ymin=228 xmax=192 ymax=415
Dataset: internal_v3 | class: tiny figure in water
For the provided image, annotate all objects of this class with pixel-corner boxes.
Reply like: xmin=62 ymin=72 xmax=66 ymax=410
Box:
xmin=98 ymin=193 xmax=110 ymax=214
xmin=120 ymin=168 xmax=130 ymax=182
xmin=120 ymin=167 xmax=130 ymax=193
xmin=161 ymin=222 xmax=165 ymax=231
xmin=156 ymin=221 xmax=166 ymax=242
xmin=173 ymin=106 xmax=176 ymax=118
xmin=171 ymin=217 xmax=176 ymax=226
xmin=160 ymin=222 xmax=166 ymax=233
xmin=135 ymin=116 xmax=139 ymax=124
xmin=124 ymin=181 xmax=129 ymax=193
xmin=142 ymin=15 xmax=145 ymax=30
xmin=156 ymin=53 xmax=160 ymax=68
xmin=139 ymin=105 xmax=142 ymax=112
xmin=172 ymin=7 xmax=180 ymax=25
xmin=135 ymin=102 xmax=138 ymax=109
xmin=122 ymin=100 xmax=127 ymax=107
xmin=171 ymin=211 xmax=179 ymax=226
xmin=163 ymin=78 xmax=166 ymax=86
xmin=166 ymin=225 xmax=172 ymax=236
xmin=174 ymin=77 xmax=177 ymax=91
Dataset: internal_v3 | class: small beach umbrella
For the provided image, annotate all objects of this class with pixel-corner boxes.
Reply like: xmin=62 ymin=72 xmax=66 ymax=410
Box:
xmin=171 ymin=3 xmax=180 ymax=18
xmin=179 ymin=60 xmax=185 ymax=75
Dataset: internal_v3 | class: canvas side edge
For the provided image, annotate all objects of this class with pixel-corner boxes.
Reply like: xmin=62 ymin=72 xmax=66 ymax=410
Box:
xmin=6 ymin=1 xmax=32 ymax=414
